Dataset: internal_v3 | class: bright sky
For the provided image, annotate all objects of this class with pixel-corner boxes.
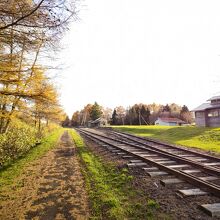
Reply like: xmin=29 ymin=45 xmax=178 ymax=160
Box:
xmin=58 ymin=0 xmax=220 ymax=116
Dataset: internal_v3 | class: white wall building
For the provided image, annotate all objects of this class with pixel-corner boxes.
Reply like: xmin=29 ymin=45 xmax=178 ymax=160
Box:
xmin=155 ymin=117 xmax=186 ymax=126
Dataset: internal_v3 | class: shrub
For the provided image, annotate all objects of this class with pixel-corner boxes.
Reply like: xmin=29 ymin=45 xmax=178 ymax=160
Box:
xmin=0 ymin=120 xmax=37 ymax=167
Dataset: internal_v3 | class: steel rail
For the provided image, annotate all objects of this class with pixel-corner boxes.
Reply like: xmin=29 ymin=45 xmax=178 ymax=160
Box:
xmin=111 ymin=131 xmax=220 ymax=172
xmin=111 ymin=130 xmax=220 ymax=162
xmin=78 ymin=129 xmax=220 ymax=176
xmin=77 ymin=128 xmax=220 ymax=197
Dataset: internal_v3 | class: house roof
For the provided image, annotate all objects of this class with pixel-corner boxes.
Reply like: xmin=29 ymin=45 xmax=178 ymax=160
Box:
xmin=158 ymin=117 xmax=186 ymax=123
xmin=192 ymin=103 xmax=220 ymax=112
xmin=192 ymin=95 xmax=220 ymax=112
xmin=207 ymin=96 xmax=220 ymax=101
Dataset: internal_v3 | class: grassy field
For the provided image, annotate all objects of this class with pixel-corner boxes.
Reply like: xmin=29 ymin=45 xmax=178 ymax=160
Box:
xmin=69 ymin=129 xmax=166 ymax=220
xmin=0 ymin=128 xmax=64 ymax=188
xmin=112 ymin=125 xmax=220 ymax=153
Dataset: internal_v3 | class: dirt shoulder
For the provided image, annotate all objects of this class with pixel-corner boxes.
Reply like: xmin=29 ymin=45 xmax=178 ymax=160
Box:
xmin=0 ymin=131 xmax=89 ymax=220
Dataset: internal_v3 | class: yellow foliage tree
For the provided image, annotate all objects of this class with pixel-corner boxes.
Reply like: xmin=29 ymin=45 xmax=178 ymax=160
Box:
xmin=0 ymin=0 xmax=77 ymax=133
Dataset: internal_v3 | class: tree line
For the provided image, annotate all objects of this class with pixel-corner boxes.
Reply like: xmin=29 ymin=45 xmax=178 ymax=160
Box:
xmin=67 ymin=102 xmax=193 ymax=127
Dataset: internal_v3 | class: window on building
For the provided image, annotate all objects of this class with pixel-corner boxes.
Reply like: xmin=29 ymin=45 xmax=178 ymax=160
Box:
xmin=196 ymin=112 xmax=204 ymax=118
xmin=208 ymin=110 xmax=219 ymax=117
xmin=211 ymin=99 xmax=220 ymax=104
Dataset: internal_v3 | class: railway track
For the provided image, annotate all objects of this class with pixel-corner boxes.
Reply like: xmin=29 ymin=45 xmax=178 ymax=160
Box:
xmin=111 ymin=130 xmax=220 ymax=163
xmin=111 ymin=130 xmax=220 ymax=176
xmin=77 ymin=128 xmax=220 ymax=217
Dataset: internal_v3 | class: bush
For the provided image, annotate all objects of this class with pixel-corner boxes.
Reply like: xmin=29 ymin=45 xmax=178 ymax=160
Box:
xmin=0 ymin=120 xmax=37 ymax=167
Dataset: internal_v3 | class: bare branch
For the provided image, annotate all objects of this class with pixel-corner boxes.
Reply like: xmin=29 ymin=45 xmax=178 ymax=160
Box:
xmin=0 ymin=0 xmax=45 ymax=30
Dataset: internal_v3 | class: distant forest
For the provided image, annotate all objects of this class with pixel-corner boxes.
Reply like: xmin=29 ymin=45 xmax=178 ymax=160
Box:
xmin=63 ymin=102 xmax=193 ymax=127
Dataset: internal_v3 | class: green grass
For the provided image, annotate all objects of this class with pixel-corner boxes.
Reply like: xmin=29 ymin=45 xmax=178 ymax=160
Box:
xmin=0 ymin=128 xmax=64 ymax=188
xmin=69 ymin=129 xmax=165 ymax=220
xmin=112 ymin=125 xmax=220 ymax=153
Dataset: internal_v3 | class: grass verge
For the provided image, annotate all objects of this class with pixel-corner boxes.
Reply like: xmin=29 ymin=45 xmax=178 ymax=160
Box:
xmin=69 ymin=129 xmax=165 ymax=220
xmin=112 ymin=125 xmax=220 ymax=153
xmin=0 ymin=127 xmax=64 ymax=188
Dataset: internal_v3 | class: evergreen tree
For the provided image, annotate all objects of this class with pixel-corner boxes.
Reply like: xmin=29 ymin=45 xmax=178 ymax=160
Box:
xmin=62 ymin=116 xmax=70 ymax=127
xmin=90 ymin=102 xmax=102 ymax=120
xmin=180 ymin=105 xmax=189 ymax=114
xmin=145 ymin=107 xmax=151 ymax=124
xmin=111 ymin=109 xmax=118 ymax=125
xmin=140 ymin=105 xmax=151 ymax=124
xmin=162 ymin=104 xmax=171 ymax=112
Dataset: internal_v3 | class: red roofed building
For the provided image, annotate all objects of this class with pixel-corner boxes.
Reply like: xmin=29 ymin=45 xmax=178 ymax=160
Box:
xmin=155 ymin=117 xmax=186 ymax=126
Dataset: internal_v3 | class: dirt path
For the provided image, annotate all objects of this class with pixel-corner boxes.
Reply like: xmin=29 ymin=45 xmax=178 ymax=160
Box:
xmin=0 ymin=131 xmax=89 ymax=220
